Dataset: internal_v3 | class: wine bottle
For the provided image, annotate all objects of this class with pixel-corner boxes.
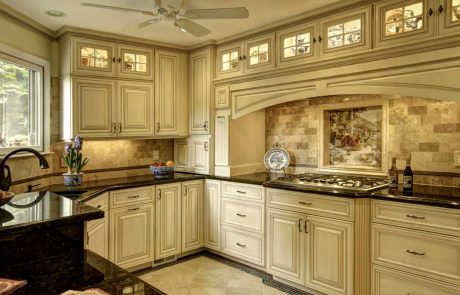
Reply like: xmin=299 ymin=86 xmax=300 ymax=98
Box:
xmin=403 ymin=157 xmax=413 ymax=196
xmin=389 ymin=158 xmax=398 ymax=189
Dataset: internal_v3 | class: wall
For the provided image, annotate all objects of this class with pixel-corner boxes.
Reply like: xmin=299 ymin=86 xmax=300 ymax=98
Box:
xmin=266 ymin=95 xmax=460 ymax=187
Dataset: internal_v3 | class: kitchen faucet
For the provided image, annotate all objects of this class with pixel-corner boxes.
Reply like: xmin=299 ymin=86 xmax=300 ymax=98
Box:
xmin=0 ymin=148 xmax=49 ymax=191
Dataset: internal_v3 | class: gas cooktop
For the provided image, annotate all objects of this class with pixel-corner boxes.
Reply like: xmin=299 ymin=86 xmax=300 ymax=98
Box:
xmin=269 ymin=173 xmax=389 ymax=193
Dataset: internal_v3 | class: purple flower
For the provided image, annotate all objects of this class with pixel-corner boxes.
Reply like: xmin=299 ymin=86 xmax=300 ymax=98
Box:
xmin=64 ymin=142 xmax=71 ymax=154
xmin=74 ymin=136 xmax=83 ymax=151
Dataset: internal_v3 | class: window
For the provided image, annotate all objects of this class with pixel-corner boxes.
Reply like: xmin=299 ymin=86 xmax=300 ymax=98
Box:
xmin=384 ymin=2 xmax=423 ymax=36
xmin=453 ymin=0 xmax=460 ymax=23
xmin=221 ymin=50 xmax=240 ymax=72
xmin=327 ymin=18 xmax=362 ymax=49
xmin=0 ymin=51 xmax=45 ymax=153
xmin=123 ymin=52 xmax=147 ymax=73
xmin=248 ymin=42 xmax=269 ymax=65
xmin=282 ymin=32 xmax=312 ymax=58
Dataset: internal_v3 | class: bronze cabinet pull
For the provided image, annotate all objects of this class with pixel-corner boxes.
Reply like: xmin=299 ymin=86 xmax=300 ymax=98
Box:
xmin=439 ymin=5 xmax=444 ymax=13
xmin=318 ymin=36 xmax=323 ymax=42
xmin=204 ymin=142 xmax=209 ymax=152
xmin=236 ymin=242 xmax=246 ymax=248
xmin=406 ymin=249 xmax=425 ymax=256
xmin=127 ymin=207 xmax=140 ymax=212
xmin=406 ymin=214 xmax=425 ymax=220
xmin=127 ymin=195 xmax=139 ymax=199
xmin=112 ymin=123 xmax=117 ymax=133
xmin=236 ymin=213 xmax=247 ymax=218
xmin=118 ymin=123 xmax=122 ymax=133
xmin=313 ymin=37 xmax=317 ymax=43
xmin=236 ymin=190 xmax=246 ymax=194
xmin=298 ymin=219 xmax=304 ymax=232
xmin=304 ymin=219 xmax=308 ymax=233
xmin=112 ymin=57 xmax=116 ymax=63
xmin=428 ymin=8 xmax=433 ymax=16
xmin=299 ymin=201 xmax=312 ymax=206
xmin=204 ymin=121 xmax=209 ymax=131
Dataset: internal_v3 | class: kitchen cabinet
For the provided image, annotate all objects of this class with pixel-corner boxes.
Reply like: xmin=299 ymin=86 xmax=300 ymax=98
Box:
xmin=216 ymin=33 xmax=275 ymax=78
xmin=181 ymin=180 xmax=204 ymax=252
xmin=117 ymin=45 xmax=153 ymax=80
xmin=276 ymin=22 xmax=318 ymax=67
xmin=374 ymin=0 xmax=435 ymax=48
xmin=174 ymin=138 xmax=189 ymax=171
xmin=84 ymin=193 xmax=109 ymax=259
xmin=204 ymin=179 xmax=221 ymax=251
xmin=214 ymin=112 xmax=229 ymax=167
xmin=155 ymin=183 xmax=181 ymax=259
xmin=190 ymin=48 xmax=214 ymax=135
xmin=189 ymin=135 xmax=211 ymax=174
xmin=438 ymin=0 xmax=460 ymax=35
xmin=154 ymin=50 xmax=189 ymax=137
xmin=64 ymin=77 xmax=154 ymax=139
xmin=109 ymin=203 xmax=154 ymax=269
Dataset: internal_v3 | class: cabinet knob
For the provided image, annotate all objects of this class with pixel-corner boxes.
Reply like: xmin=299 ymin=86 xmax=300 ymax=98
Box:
xmin=118 ymin=57 xmax=122 ymax=63
xmin=428 ymin=8 xmax=433 ymax=16
xmin=318 ymin=36 xmax=323 ymax=42
xmin=204 ymin=121 xmax=209 ymax=132
xmin=313 ymin=37 xmax=317 ymax=44
xmin=112 ymin=123 xmax=117 ymax=133
xmin=112 ymin=57 xmax=116 ymax=63
xmin=439 ymin=5 xmax=444 ymax=14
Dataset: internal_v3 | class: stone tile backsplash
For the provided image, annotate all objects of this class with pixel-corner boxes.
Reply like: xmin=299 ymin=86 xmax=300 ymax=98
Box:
xmin=266 ymin=95 xmax=460 ymax=187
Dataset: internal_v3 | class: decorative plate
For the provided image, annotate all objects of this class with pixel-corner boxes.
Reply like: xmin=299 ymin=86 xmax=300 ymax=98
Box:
xmin=264 ymin=146 xmax=290 ymax=171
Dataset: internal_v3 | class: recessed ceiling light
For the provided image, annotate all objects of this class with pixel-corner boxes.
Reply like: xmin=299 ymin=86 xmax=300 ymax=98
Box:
xmin=45 ymin=10 xmax=67 ymax=17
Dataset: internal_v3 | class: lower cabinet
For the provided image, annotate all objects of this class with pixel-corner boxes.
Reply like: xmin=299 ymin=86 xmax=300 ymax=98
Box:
xmin=86 ymin=215 xmax=109 ymax=259
xmin=155 ymin=183 xmax=182 ymax=259
xmin=109 ymin=203 xmax=154 ymax=269
xmin=204 ymin=179 xmax=221 ymax=251
xmin=181 ymin=180 xmax=204 ymax=252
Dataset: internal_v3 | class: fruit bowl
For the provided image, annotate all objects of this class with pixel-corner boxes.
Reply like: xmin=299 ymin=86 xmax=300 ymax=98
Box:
xmin=150 ymin=165 xmax=174 ymax=179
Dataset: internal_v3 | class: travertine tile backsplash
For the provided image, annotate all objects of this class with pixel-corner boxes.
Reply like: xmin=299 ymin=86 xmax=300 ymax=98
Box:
xmin=266 ymin=95 xmax=460 ymax=187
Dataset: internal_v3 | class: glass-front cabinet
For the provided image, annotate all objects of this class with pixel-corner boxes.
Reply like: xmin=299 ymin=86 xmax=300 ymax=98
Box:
xmin=438 ymin=0 xmax=460 ymax=35
xmin=320 ymin=8 xmax=371 ymax=56
xmin=277 ymin=23 xmax=318 ymax=67
xmin=118 ymin=45 xmax=153 ymax=80
xmin=374 ymin=0 xmax=435 ymax=47
xmin=217 ymin=45 xmax=243 ymax=77
xmin=74 ymin=39 xmax=116 ymax=76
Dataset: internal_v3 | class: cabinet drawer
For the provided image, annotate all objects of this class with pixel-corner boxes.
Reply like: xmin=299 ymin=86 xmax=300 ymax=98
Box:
xmin=372 ymin=200 xmax=460 ymax=237
xmin=222 ymin=226 xmax=264 ymax=266
xmin=222 ymin=182 xmax=264 ymax=203
xmin=267 ymin=189 xmax=354 ymax=221
xmin=372 ymin=224 xmax=460 ymax=285
xmin=110 ymin=186 xmax=154 ymax=208
xmin=372 ymin=265 xmax=459 ymax=295
xmin=222 ymin=199 xmax=264 ymax=234
xmin=84 ymin=192 xmax=109 ymax=211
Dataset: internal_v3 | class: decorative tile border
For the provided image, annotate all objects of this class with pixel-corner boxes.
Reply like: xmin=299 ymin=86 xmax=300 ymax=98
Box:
xmin=132 ymin=250 xmax=313 ymax=295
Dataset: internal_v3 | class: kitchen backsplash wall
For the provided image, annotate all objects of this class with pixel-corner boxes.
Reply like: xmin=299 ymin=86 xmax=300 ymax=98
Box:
xmin=266 ymin=94 xmax=460 ymax=187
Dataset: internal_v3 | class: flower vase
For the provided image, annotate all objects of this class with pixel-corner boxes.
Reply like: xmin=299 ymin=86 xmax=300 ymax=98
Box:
xmin=63 ymin=173 xmax=84 ymax=187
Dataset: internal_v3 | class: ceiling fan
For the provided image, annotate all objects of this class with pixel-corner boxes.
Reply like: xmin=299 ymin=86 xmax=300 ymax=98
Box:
xmin=80 ymin=0 xmax=249 ymax=37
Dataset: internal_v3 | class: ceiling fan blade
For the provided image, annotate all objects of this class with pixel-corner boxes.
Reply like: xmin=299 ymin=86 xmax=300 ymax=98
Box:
xmin=138 ymin=19 xmax=158 ymax=29
xmin=185 ymin=7 xmax=249 ymax=19
xmin=176 ymin=18 xmax=211 ymax=37
xmin=81 ymin=3 xmax=155 ymax=16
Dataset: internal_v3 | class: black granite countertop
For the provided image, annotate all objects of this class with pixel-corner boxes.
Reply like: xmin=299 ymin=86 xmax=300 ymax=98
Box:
xmin=0 ymin=191 xmax=104 ymax=235
xmin=0 ymin=250 xmax=164 ymax=295
xmin=208 ymin=172 xmax=270 ymax=185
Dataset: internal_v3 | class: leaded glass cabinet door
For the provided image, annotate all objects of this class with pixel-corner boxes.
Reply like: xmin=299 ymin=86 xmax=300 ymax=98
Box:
xmin=73 ymin=38 xmax=116 ymax=76
xmin=118 ymin=45 xmax=153 ymax=80
xmin=438 ymin=0 xmax=460 ymax=35
xmin=216 ymin=44 xmax=243 ymax=78
xmin=277 ymin=23 xmax=319 ymax=67
xmin=244 ymin=33 xmax=276 ymax=74
xmin=320 ymin=7 xmax=371 ymax=57
xmin=374 ymin=0 xmax=435 ymax=48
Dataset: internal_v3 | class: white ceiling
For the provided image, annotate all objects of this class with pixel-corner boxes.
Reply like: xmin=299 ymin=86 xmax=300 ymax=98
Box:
xmin=1 ymin=0 xmax=344 ymax=47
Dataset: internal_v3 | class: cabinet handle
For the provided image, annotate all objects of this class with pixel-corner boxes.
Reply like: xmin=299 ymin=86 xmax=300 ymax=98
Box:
xmin=112 ymin=57 xmax=116 ymax=63
xmin=406 ymin=249 xmax=425 ymax=256
xmin=236 ymin=242 xmax=246 ymax=248
xmin=118 ymin=57 xmax=122 ymax=63
xmin=127 ymin=207 xmax=140 ymax=212
xmin=112 ymin=123 xmax=117 ymax=133
xmin=406 ymin=214 xmax=425 ymax=220
xmin=313 ymin=37 xmax=317 ymax=44
xmin=204 ymin=142 xmax=209 ymax=152
xmin=204 ymin=121 xmax=209 ymax=131
xmin=118 ymin=123 xmax=122 ymax=133
xmin=156 ymin=122 xmax=160 ymax=132
xmin=127 ymin=195 xmax=139 ymax=199
xmin=298 ymin=219 xmax=304 ymax=232
xmin=236 ymin=213 xmax=246 ymax=218
xmin=428 ymin=8 xmax=434 ymax=16
xmin=216 ymin=116 xmax=225 ymax=119
xmin=158 ymin=190 xmax=161 ymax=200
xmin=86 ymin=232 xmax=89 ymax=244
xmin=304 ymin=219 xmax=308 ymax=233
xmin=439 ymin=5 xmax=444 ymax=14
xmin=318 ymin=36 xmax=323 ymax=42
xmin=299 ymin=201 xmax=312 ymax=206
xmin=236 ymin=190 xmax=246 ymax=194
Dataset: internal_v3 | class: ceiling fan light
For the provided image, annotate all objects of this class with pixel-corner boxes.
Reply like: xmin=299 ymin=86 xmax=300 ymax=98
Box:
xmin=180 ymin=27 xmax=187 ymax=33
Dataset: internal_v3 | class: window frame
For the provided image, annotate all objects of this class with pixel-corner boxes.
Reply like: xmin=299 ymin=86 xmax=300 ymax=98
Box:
xmin=0 ymin=42 xmax=50 ymax=155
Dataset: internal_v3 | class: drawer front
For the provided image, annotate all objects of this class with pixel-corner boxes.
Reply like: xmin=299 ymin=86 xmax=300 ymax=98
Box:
xmin=84 ymin=192 xmax=109 ymax=211
xmin=221 ymin=182 xmax=264 ymax=203
xmin=372 ymin=200 xmax=460 ymax=237
xmin=222 ymin=226 xmax=264 ymax=266
xmin=372 ymin=265 xmax=459 ymax=295
xmin=267 ymin=189 xmax=353 ymax=221
xmin=110 ymin=186 xmax=154 ymax=208
xmin=372 ymin=224 xmax=460 ymax=284
xmin=222 ymin=199 xmax=264 ymax=234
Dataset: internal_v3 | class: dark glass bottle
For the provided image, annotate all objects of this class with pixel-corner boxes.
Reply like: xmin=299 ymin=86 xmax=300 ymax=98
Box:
xmin=403 ymin=157 xmax=413 ymax=196
xmin=389 ymin=158 xmax=398 ymax=189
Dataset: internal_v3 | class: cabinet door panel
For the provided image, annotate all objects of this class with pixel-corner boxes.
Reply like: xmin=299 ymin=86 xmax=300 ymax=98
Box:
xmin=267 ymin=209 xmax=306 ymax=285
xmin=439 ymin=0 xmax=460 ymax=35
xmin=174 ymin=139 xmax=189 ymax=171
xmin=118 ymin=82 xmax=154 ymax=137
xmin=182 ymin=181 xmax=204 ymax=252
xmin=204 ymin=180 xmax=221 ymax=251
xmin=73 ymin=78 xmax=115 ymax=137
xmin=244 ymin=33 xmax=276 ymax=74
xmin=118 ymin=45 xmax=153 ymax=80
xmin=190 ymin=52 xmax=210 ymax=134
xmin=73 ymin=38 xmax=116 ymax=76
xmin=156 ymin=183 xmax=181 ymax=258
xmin=109 ymin=204 xmax=154 ymax=269
xmin=306 ymin=216 xmax=353 ymax=295
xmin=217 ymin=45 xmax=243 ymax=78
xmin=215 ymin=114 xmax=229 ymax=166
xmin=190 ymin=136 xmax=210 ymax=174
xmin=85 ymin=216 xmax=109 ymax=259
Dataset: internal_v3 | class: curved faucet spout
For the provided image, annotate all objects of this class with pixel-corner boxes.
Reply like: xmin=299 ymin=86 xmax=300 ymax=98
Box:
xmin=0 ymin=148 xmax=49 ymax=191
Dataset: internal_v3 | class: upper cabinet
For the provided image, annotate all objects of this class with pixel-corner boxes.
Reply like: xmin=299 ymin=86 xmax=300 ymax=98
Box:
xmin=217 ymin=33 xmax=275 ymax=78
xmin=374 ymin=0 xmax=435 ymax=47
xmin=277 ymin=23 xmax=318 ymax=67
xmin=439 ymin=0 xmax=460 ymax=35
xmin=74 ymin=39 xmax=116 ymax=76
xmin=118 ymin=45 xmax=154 ymax=80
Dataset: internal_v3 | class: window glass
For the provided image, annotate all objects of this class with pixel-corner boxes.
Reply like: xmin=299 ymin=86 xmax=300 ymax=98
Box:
xmin=385 ymin=2 xmax=423 ymax=36
xmin=123 ymin=52 xmax=148 ymax=73
xmin=222 ymin=50 xmax=240 ymax=71
xmin=453 ymin=0 xmax=460 ymax=22
xmin=249 ymin=42 xmax=270 ymax=65
xmin=327 ymin=18 xmax=362 ymax=49
xmin=282 ymin=32 xmax=311 ymax=59
xmin=80 ymin=47 xmax=109 ymax=68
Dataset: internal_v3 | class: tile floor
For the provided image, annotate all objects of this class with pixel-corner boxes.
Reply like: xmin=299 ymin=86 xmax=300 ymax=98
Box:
xmin=139 ymin=256 xmax=288 ymax=295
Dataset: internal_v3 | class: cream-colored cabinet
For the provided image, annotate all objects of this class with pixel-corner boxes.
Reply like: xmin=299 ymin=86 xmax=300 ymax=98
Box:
xmin=174 ymin=138 xmax=190 ymax=171
xmin=214 ymin=113 xmax=229 ymax=167
xmin=154 ymin=50 xmax=188 ymax=137
xmin=216 ymin=33 xmax=275 ymax=78
xmin=438 ymin=0 xmax=460 ymax=35
xmin=65 ymin=78 xmax=154 ymax=139
xmin=204 ymin=179 xmax=221 ymax=251
xmin=374 ymin=0 xmax=436 ymax=48
xmin=86 ymin=217 xmax=109 ymax=259
xmin=190 ymin=48 xmax=214 ymax=135
xmin=182 ymin=180 xmax=204 ymax=252
xmin=117 ymin=45 xmax=153 ymax=80
xmin=109 ymin=203 xmax=154 ymax=269
xmin=155 ymin=183 xmax=181 ymax=259
xmin=189 ymin=135 xmax=211 ymax=174
xmin=305 ymin=216 xmax=353 ymax=295
xmin=276 ymin=22 xmax=319 ymax=67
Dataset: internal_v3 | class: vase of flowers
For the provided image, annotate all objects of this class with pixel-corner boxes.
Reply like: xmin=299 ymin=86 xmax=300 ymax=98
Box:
xmin=61 ymin=136 xmax=89 ymax=187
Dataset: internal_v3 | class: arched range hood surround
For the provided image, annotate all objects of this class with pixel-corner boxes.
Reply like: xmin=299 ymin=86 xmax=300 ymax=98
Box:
xmin=228 ymin=46 xmax=460 ymax=119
